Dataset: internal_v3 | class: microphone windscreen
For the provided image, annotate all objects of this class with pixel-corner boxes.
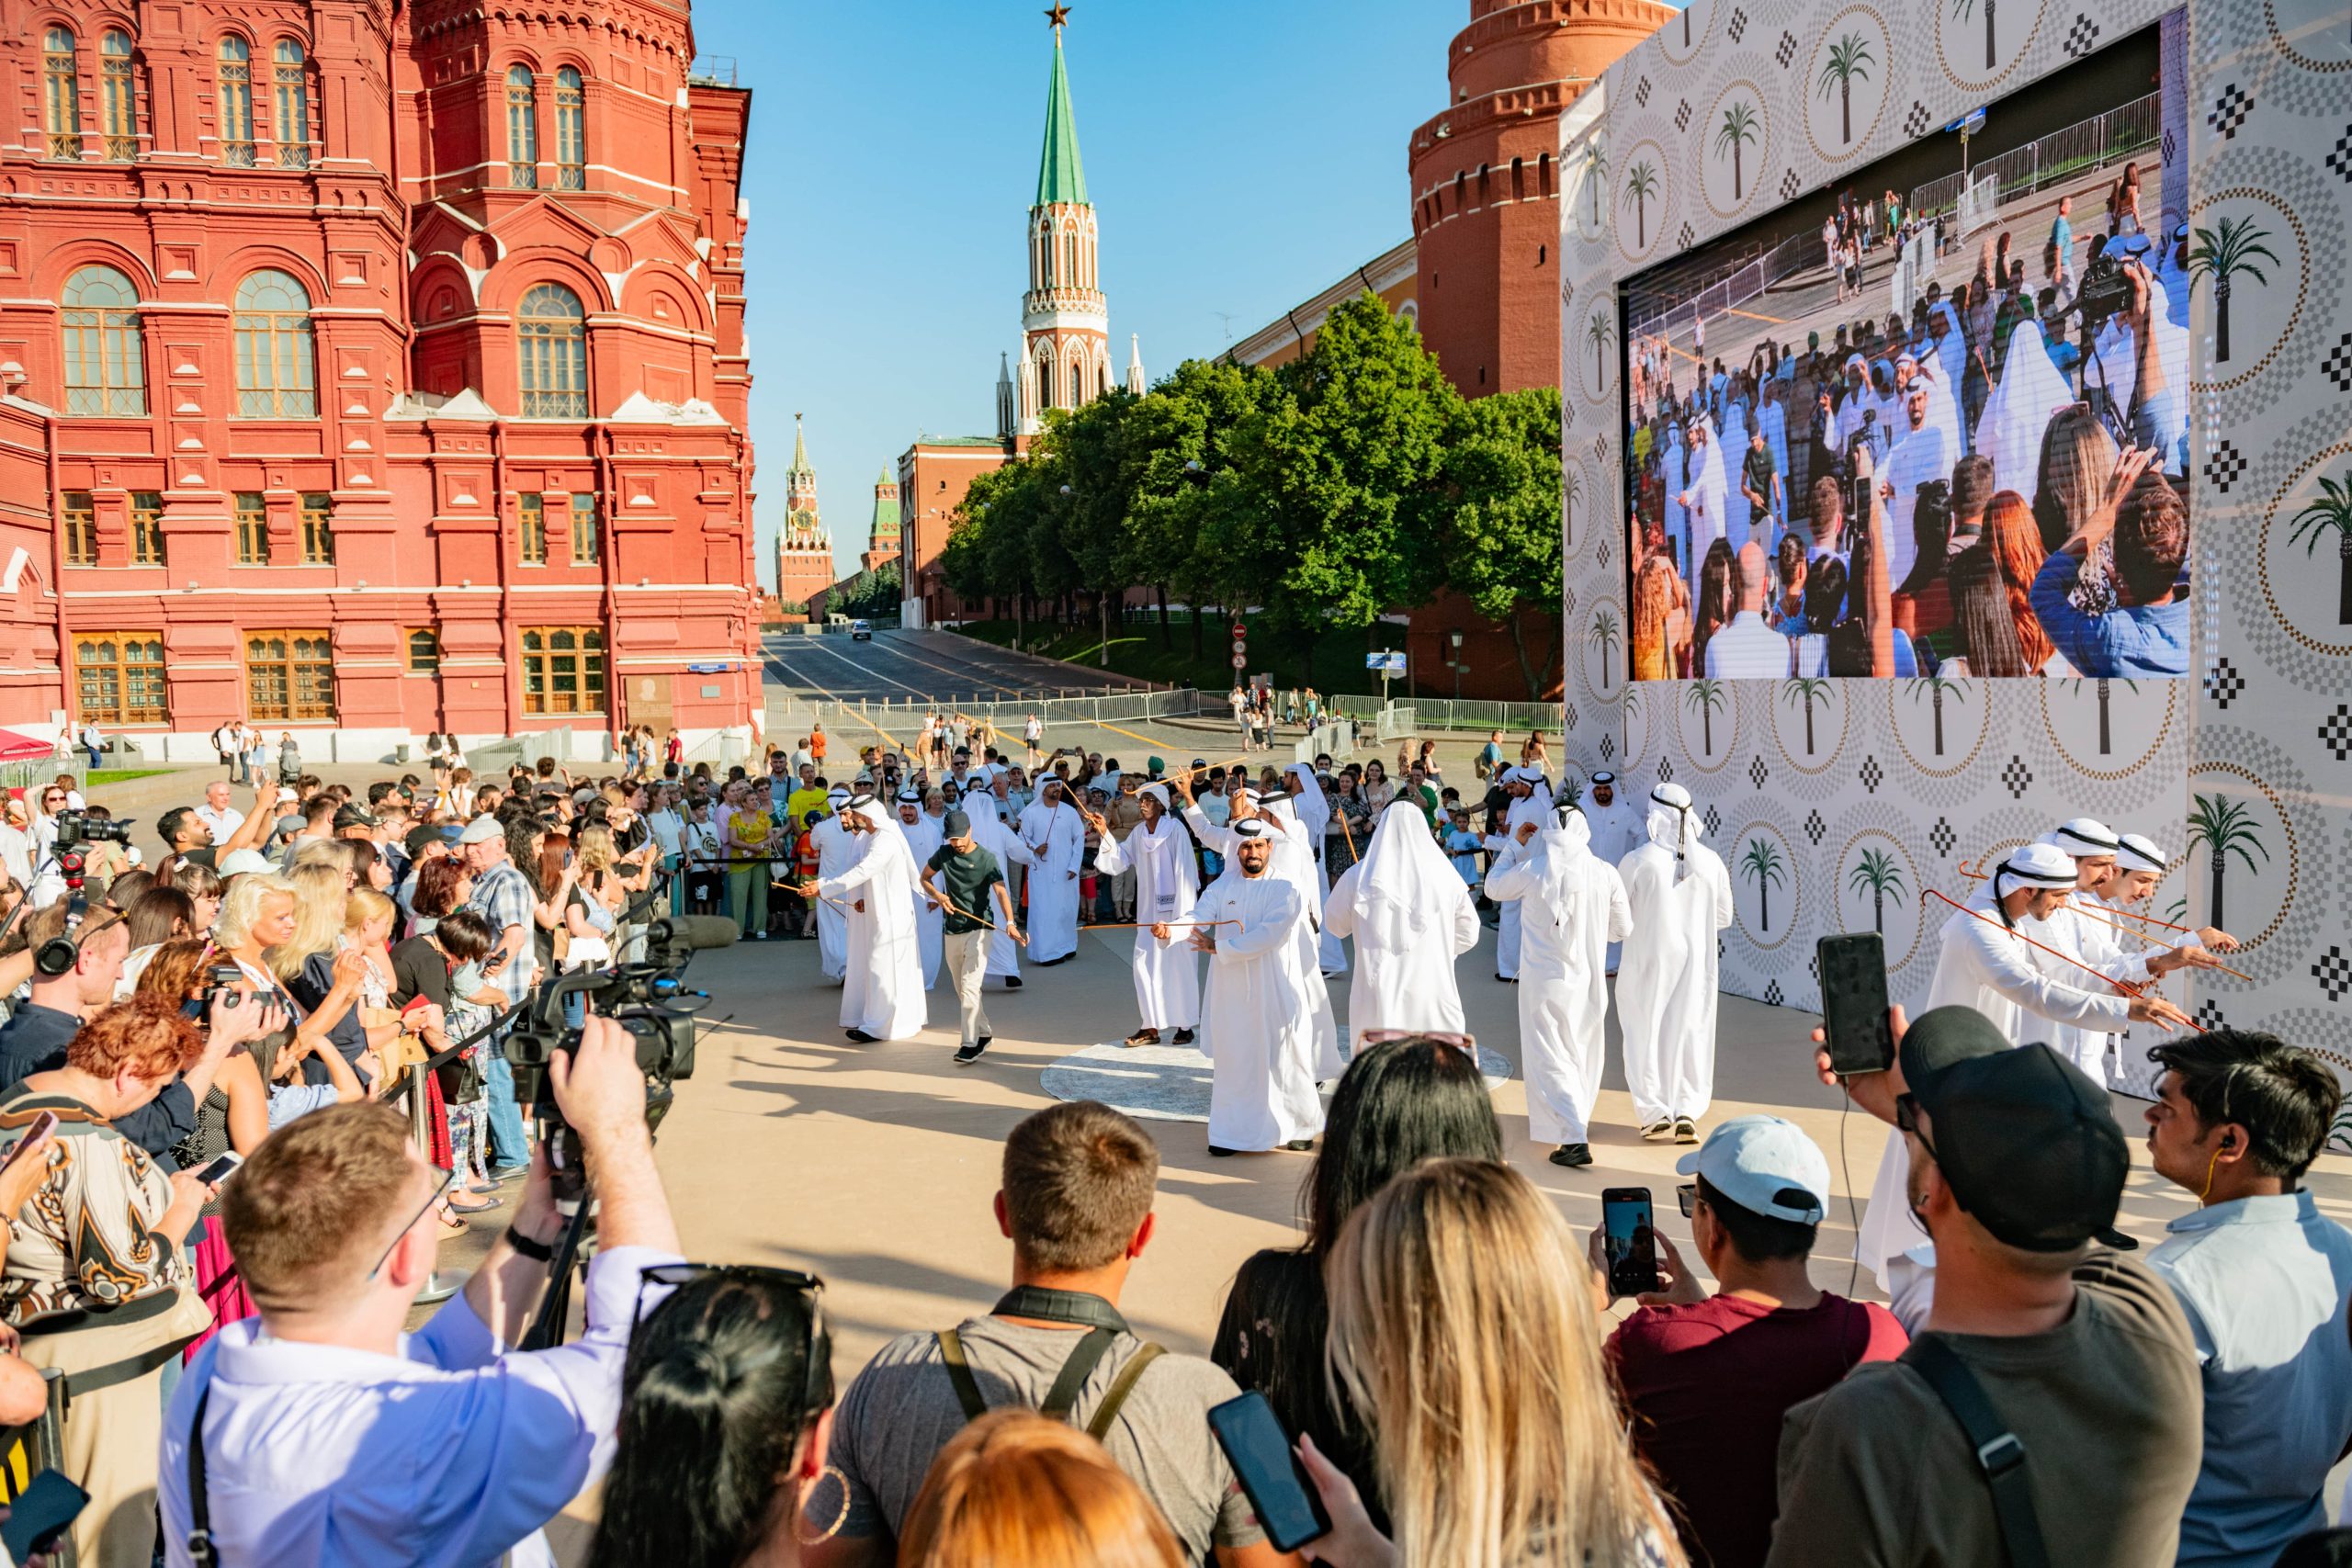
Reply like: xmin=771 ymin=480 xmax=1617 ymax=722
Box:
xmin=654 ymin=915 xmax=741 ymax=951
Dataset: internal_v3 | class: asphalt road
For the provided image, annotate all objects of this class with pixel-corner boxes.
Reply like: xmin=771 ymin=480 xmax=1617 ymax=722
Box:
xmin=761 ymin=627 xmax=1144 ymax=706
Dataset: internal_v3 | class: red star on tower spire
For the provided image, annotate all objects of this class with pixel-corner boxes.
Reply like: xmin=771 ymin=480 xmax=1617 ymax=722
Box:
xmin=1045 ymin=5 xmax=1070 ymax=31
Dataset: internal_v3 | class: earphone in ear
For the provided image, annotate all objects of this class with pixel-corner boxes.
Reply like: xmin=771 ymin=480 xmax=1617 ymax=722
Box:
xmin=2220 ymin=1133 xmax=2237 ymax=1150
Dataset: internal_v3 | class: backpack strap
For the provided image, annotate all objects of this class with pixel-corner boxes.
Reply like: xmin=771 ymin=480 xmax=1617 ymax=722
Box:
xmin=935 ymin=1329 xmax=989 ymax=1423
xmin=1037 ymin=1325 xmax=1117 ymax=1422
xmin=1905 ymin=1337 xmax=2049 ymax=1568
xmin=1083 ymin=1342 xmax=1164 ymax=1442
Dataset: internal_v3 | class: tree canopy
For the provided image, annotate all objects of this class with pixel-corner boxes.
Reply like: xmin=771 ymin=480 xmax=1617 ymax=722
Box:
xmin=937 ymin=294 xmax=1567 ymax=696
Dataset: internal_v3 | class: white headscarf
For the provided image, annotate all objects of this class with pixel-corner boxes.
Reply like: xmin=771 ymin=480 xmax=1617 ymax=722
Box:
xmin=1647 ymin=783 xmax=1701 ymax=882
xmin=1351 ymin=800 xmax=1458 ymax=952
xmin=1527 ymin=803 xmax=1600 ymax=921
xmin=1928 ymin=299 xmax=1968 ymax=392
xmin=1973 ymin=319 xmax=2074 ymax=493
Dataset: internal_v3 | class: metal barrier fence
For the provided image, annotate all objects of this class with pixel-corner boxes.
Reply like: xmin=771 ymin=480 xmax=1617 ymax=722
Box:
xmin=1330 ymin=694 xmax=1567 ymax=736
xmin=767 ymin=688 xmax=1211 ymax=741
xmin=1910 ymin=92 xmax=2158 ymax=220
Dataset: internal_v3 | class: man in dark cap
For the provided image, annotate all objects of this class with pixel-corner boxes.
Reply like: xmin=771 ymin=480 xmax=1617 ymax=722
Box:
xmin=1773 ymin=1006 xmax=2203 ymax=1567
xmin=919 ymin=809 xmax=1023 ymax=1065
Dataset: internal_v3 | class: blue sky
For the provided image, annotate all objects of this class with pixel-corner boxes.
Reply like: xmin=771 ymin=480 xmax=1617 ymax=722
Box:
xmin=709 ymin=0 xmax=1466 ymax=585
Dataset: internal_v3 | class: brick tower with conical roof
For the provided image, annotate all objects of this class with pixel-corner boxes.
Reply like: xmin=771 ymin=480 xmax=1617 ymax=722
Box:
xmin=862 ymin=468 xmax=902 ymax=573
xmin=1016 ymin=7 xmax=1111 ymax=436
xmin=774 ymin=413 xmax=835 ymax=612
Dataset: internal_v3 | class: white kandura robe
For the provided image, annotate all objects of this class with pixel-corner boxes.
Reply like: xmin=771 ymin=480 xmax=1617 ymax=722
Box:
xmin=1615 ymin=807 xmax=1734 ymax=1125
xmin=1090 ymin=816 xmax=1202 ymax=1031
xmin=810 ymin=814 xmax=860 ymax=981
xmin=1192 ymin=872 xmax=1323 ymax=1151
xmin=1482 ymin=786 xmax=1554 ymax=979
xmin=1487 ymin=813 xmax=1632 ymax=1144
xmin=1325 ymin=805 xmax=1480 ymax=1050
xmin=1018 ymin=796 xmax=1087 ymax=963
xmin=1680 ymin=433 xmax=1731 ymax=573
xmin=1880 ymin=417 xmax=1953 ymax=590
xmin=965 ymin=808 xmax=1034 ymax=984
xmin=1188 ymin=802 xmax=1341 ymax=1077
xmin=901 ymin=812 xmax=945 ymax=988
xmin=2034 ymin=890 xmax=2155 ymax=1083
xmin=1854 ymin=886 xmax=2134 ymax=1287
xmin=1284 ymin=766 xmax=1349 ymax=975
xmin=820 ymin=818 xmax=927 ymax=1041
xmin=1581 ymin=795 xmax=1645 ymax=971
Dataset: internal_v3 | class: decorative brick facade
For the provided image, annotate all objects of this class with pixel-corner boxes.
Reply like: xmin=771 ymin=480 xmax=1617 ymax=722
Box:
xmin=0 ymin=0 xmax=760 ymax=759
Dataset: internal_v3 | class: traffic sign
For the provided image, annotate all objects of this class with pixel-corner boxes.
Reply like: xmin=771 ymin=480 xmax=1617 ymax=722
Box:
xmin=1230 ymin=653 xmax=1249 ymax=669
xmin=1230 ymin=623 xmax=1247 ymax=639
xmin=1230 ymin=638 xmax=1248 ymax=656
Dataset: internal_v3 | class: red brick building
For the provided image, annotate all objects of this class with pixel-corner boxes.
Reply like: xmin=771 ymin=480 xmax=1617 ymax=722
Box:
xmin=1407 ymin=0 xmax=1669 ymax=398
xmin=0 ymin=0 xmax=761 ymax=760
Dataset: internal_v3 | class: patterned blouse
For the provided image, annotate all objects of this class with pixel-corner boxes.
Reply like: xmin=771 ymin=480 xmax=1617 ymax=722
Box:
xmin=0 ymin=1088 xmax=187 ymax=1324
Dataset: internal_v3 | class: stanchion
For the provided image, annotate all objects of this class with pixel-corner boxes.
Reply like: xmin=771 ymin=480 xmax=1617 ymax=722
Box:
xmin=399 ymin=1057 xmax=469 ymax=1304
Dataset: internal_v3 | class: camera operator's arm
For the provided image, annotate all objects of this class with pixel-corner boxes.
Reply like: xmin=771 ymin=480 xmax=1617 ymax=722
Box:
xmin=215 ymin=779 xmax=277 ymax=858
xmin=1856 ymin=446 xmax=1895 ymax=677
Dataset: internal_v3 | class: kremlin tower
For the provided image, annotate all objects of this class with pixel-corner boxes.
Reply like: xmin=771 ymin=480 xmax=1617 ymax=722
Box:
xmin=1016 ymin=7 xmax=1115 ymax=435
xmin=774 ymin=415 xmax=836 ymax=613
xmin=863 ymin=470 xmax=902 ymax=574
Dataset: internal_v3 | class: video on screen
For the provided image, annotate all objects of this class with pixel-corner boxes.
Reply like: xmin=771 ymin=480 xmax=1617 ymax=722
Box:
xmin=1617 ymin=22 xmax=2188 ymax=682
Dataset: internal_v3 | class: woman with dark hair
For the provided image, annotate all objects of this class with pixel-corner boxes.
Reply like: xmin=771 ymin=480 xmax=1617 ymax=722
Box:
xmin=1210 ymin=1037 xmax=1505 ymax=1529
xmin=1691 ymin=537 xmax=1736 ymax=678
xmin=1890 ymin=477 xmax=1955 ymax=647
xmin=588 ymin=1266 xmax=834 ymax=1568
xmin=1943 ymin=544 xmax=2031 ymax=676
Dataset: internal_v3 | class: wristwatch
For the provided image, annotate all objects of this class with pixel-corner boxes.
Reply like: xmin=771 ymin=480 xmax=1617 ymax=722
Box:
xmin=503 ymin=1224 xmax=554 ymax=1261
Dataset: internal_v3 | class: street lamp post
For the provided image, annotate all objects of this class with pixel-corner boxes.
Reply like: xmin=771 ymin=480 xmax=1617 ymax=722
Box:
xmin=1448 ymin=627 xmax=1467 ymax=701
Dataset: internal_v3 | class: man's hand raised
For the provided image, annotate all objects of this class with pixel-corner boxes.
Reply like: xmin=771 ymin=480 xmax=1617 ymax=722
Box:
xmin=1810 ymin=1002 xmax=1909 ymax=1127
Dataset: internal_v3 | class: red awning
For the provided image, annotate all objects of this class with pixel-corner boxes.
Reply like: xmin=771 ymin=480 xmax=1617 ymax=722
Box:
xmin=0 ymin=729 xmax=57 ymax=762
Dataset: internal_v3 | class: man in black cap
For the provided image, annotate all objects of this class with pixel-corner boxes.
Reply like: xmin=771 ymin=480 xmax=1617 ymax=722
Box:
xmin=1771 ymin=1006 xmax=2203 ymax=1567
xmin=919 ymin=810 xmax=1023 ymax=1066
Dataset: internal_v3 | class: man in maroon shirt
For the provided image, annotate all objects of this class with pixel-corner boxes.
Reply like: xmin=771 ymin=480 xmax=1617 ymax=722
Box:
xmin=1602 ymin=1114 xmax=1908 ymax=1566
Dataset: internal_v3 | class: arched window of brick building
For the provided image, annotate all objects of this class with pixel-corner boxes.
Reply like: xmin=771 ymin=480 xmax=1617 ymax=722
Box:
xmin=1069 ymin=356 xmax=1083 ymax=408
xmin=218 ymin=36 xmax=254 ymax=165
xmin=273 ymin=40 xmax=309 ymax=167
xmin=556 ymin=67 xmax=585 ymax=189
xmin=100 ymin=30 xmax=136 ymax=161
xmin=44 ymin=28 xmax=81 ymax=160
xmin=233 ymin=269 xmax=315 ymax=418
xmin=517 ymin=283 xmax=588 ymax=418
xmin=506 ymin=66 xmax=538 ymax=188
xmin=62 ymin=265 xmax=145 ymax=416
xmin=1060 ymin=227 xmax=1076 ymax=291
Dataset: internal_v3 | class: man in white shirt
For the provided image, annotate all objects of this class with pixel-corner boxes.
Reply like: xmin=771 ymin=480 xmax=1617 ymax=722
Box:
xmin=645 ymin=784 xmax=688 ymax=915
xmin=193 ymin=779 xmax=245 ymax=844
xmin=1703 ymin=541 xmax=1794 ymax=678
xmin=158 ymin=1016 xmax=684 ymax=1568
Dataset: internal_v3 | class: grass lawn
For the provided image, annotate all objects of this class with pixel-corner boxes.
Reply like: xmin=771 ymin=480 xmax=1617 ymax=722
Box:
xmin=950 ymin=619 xmax=1411 ymax=697
xmin=86 ymin=768 xmax=176 ymax=784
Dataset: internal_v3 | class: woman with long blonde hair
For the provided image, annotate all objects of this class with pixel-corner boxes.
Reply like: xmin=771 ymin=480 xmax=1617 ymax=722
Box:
xmin=898 ymin=1410 xmax=1183 ymax=1568
xmin=1308 ymin=1158 xmax=1680 ymax=1568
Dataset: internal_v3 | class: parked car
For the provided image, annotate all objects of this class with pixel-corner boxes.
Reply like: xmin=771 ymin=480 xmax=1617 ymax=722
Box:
xmin=850 ymin=618 xmax=873 ymax=641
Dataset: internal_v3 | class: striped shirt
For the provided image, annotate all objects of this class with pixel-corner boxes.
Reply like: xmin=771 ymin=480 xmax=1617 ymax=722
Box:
xmin=467 ymin=861 xmax=537 ymax=1006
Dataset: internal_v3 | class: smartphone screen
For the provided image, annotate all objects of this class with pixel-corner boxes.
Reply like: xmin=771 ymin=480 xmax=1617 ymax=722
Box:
xmin=1818 ymin=931 xmax=1895 ymax=1076
xmin=196 ymin=1150 xmax=243 ymax=1185
xmin=1206 ymin=1392 xmax=1330 ymax=1552
xmin=1601 ymin=1188 xmax=1660 ymax=1297
xmin=0 ymin=1468 xmax=89 ymax=1560
xmin=0 ymin=1111 xmax=60 ymax=1179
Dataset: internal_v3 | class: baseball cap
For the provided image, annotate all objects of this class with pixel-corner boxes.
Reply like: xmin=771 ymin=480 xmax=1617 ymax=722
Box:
xmin=402 ymin=824 xmax=443 ymax=860
xmin=332 ymin=805 xmax=379 ymax=830
xmin=218 ymin=849 xmax=275 ymax=878
xmin=1676 ymin=1114 xmax=1829 ymax=1224
xmin=456 ymin=816 xmax=505 ymax=846
xmin=1909 ymin=1036 xmax=2132 ymax=1254
xmin=943 ymin=809 xmax=972 ymax=836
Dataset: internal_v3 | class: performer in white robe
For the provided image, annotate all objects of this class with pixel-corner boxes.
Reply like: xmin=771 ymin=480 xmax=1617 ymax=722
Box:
xmin=1853 ymin=841 xmax=2188 ymax=1292
xmin=2104 ymin=829 xmax=2238 ymax=1095
xmin=1324 ymin=801 xmax=1479 ymax=1051
xmin=2034 ymin=817 xmax=2220 ymax=1083
xmin=1678 ymin=418 xmax=1731 ymax=570
xmin=1481 ymin=769 xmax=1553 ymax=981
xmin=1973 ymin=318 xmax=2074 ymax=492
xmin=1017 ymin=775 xmax=1086 ymax=964
xmin=1190 ymin=819 xmax=1323 ymax=1155
xmin=1485 ymin=801 xmax=1631 ymax=1167
xmin=1181 ymin=779 xmax=1340 ymax=1077
xmin=1879 ymin=377 xmax=1952 ymax=589
xmin=1579 ymin=770 xmax=1644 ymax=974
xmin=1615 ymin=783 xmax=1734 ymax=1143
xmin=1283 ymin=764 xmax=1348 ymax=976
xmin=809 ymin=786 xmax=858 ymax=983
xmin=898 ymin=789 xmax=944 ymax=988
xmin=817 ymin=792 xmax=926 ymax=1043
xmin=1084 ymin=784 xmax=1201 ymax=1044
xmin=964 ymin=804 xmax=1033 ymax=988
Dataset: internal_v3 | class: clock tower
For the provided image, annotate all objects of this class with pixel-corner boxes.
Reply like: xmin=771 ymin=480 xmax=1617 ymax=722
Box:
xmin=774 ymin=414 xmax=835 ymax=612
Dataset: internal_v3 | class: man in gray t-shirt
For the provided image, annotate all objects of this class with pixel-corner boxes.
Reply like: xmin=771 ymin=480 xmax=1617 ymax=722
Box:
xmin=804 ymin=1101 xmax=1281 ymax=1568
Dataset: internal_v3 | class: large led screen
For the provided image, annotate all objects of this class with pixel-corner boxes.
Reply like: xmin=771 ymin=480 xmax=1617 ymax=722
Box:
xmin=1617 ymin=22 xmax=2190 ymax=683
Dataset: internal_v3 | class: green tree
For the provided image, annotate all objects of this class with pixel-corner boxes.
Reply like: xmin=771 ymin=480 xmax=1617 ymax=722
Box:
xmin=1739 ymin=836 xmax=1786 ymax=931
xmin=1905 ymin=673 xmax=1968 ymax=755
xmin=1818 ymin=32 xmax=1874 ymax=146
xmin=1119 ymin=355 xmax=1274 ymax=656
xmin=2188 ymin=216 xmax=2278 ymax=366
xmin=1684 ymin=677 xmax=1727 ymax=754
xmin=1442 ymin=386 xmax=1565 ymax=698
xmin=1715 ymin=101 xmax=1758 ymax=201
xmin=1623 ymin=161 xmax=1660 ymax=249
xmin=2286 ymin=469 xmax=2352 ymax=626
xmin=1782 ymin=676 xmax=1833 ymax=754
xmin=2186 ymin=792 xmax=2268 ymax=933
xmin=1848 ymin=847 xmax=1907 ymax=935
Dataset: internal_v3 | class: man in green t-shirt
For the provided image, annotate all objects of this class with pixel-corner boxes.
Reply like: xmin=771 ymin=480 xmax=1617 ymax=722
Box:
xmin=1741 ymin=423 xmax=1783 ymax=549
xmin=922 ymin=810 xmax=1024 ymax=1064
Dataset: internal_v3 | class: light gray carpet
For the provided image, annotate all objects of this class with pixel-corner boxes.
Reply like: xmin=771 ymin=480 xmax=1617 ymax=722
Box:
xmin=1042 ymin=1041 xmax=1513 ymax=1124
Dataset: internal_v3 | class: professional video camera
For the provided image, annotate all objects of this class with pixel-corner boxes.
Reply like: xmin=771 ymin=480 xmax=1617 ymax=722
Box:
xmin=52 ymin=811 xmax=133 ymax=851
xmin=2065 ymin=247 xmax=2137 ymax=334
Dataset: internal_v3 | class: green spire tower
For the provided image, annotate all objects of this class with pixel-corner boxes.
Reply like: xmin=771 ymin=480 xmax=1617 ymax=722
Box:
xmin=1017 ymin=5 xmax=1114 ymax=438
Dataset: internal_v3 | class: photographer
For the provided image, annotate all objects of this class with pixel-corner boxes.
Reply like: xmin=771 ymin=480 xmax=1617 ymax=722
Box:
xmin=159 ymin=1012 xmax=684 ymax=1566
xmin=2030 ymin=444 xmax=2189 ymax=678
